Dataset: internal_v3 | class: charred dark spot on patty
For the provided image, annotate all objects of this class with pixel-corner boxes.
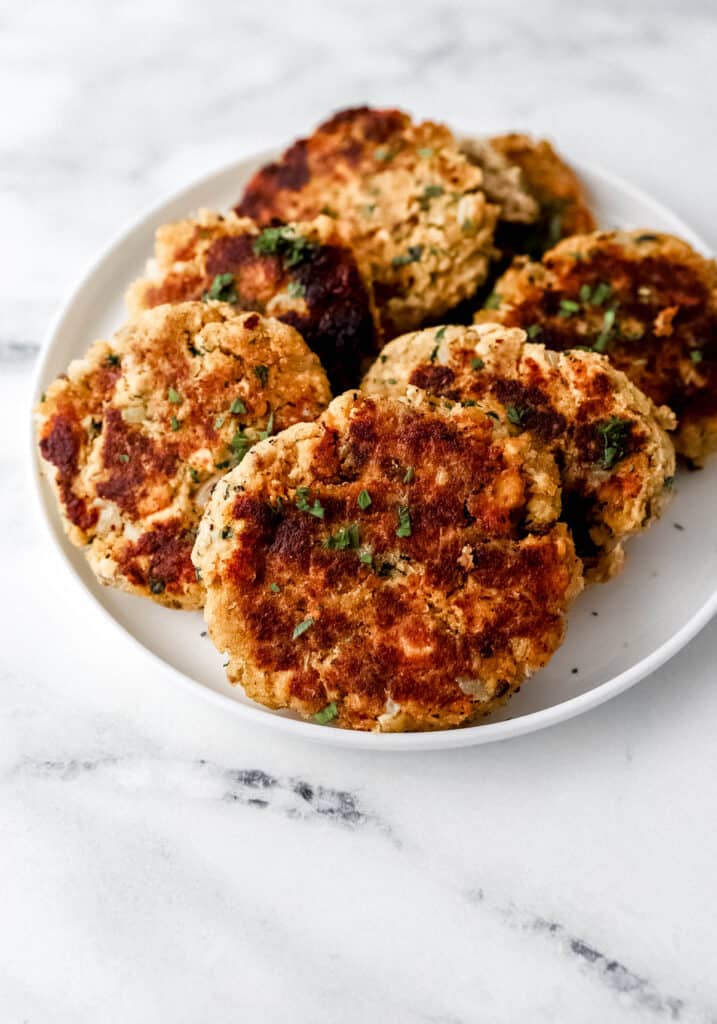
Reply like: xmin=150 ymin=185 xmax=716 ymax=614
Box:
xmin=409 ymin=363 xmax=457 ymax=394
xmin=97 ymin=408 xmax=179 ymax=517
xmin=118 ymin=519 xmax=196 ymax=594
xmin=39 ymin=412 xmax=98 ymax=532
xmin=493 ymin=378 xmax=567 ymax=440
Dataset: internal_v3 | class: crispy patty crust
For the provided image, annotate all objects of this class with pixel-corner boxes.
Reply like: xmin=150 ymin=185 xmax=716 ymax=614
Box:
xmin=235 ymin=106 xmax=498 ymax=337
xmin=477 ymin=230 xmax=717 ymax=463
xmin=127 ymin=211 xmax=377 ymax=392
xmin=36 ymin=303 xmax=330 ymax=608
xmin=193 ymin=390 xmax=583 ymax=731
xmin=362 ymin=322 xmax=675 ymax=580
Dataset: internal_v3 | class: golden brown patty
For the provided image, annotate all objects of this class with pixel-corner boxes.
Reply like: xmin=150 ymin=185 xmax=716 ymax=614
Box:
xmin=127 ymin=211 xmax=377 ymax=392
xmin=476 ymin=230 xmax=717 ymax=463
xmin=193 ymin=390 xmax=583 ymax=732
xmin=462 ymin=133 xmax=596 ymax=260
xmin=362 ymin=322 xmax=675 ymax=580
xmin=36 ymin=303 xmax=330 ymax=608
xmin=235 ymin=106 xmax=498 ymax=337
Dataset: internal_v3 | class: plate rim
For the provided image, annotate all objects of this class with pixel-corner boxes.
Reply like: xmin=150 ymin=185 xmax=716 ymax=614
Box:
xmin=27 ymin=150 xmax=717 ymax=751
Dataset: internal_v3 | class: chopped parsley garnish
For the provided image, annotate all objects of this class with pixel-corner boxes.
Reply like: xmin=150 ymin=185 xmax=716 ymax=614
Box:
xmin=215 ymin=459 xmax=231 ymax=470
xmin=461 ymin=217 xmax=476 ymax=235
xmin=664 ymin=475 xmax=675 ymax=489
xmin=118 ymin=453 xmax=130 ymax=463
xmin=419 ymin=183 xmax=445 ymax=209
xmin=253 ymin=364 xmax=269 ymax=387
xmin=170 ymin=415 xmax=181 ymax=431
xmin=230 ymin=430 xmax=250 ymax=461
xmin=287 ymin=280 xmax=306 ymax=298
xmin=403 ymin=466 xmax=414 ymax=483
xmin=194 ymin=567 xmax=202 ymax=582
xmin=292 ymin=616 xmax=315 ymax=640
xmin=230 ymin=397 xmax=246 ymax=415
xmin=259 ymin=410 xmax=274 ymax=440
xmin=559 ymin=299 xmax=580 ymax=317
xmin=168 ymin=387 xmax=182 ymax=404
xmin=483 ymin=292 xmax=501 ymax=310
xmin=269 ymin=582 xmax=281 ymax=593
xmin=593 ymin=308 xmax=617 ymax=353
xmin=429 ymin=343 xmax=440 ymax=363
xmin=395 ymin=504 xmax=412 ymax=538
xmin=597 ymin=417 xmax=633 ymax=469
xmin=579 ymin=284 xmax=592 ymax=303
xmin=690 ymin=349 xmax=703 ymax=363
xmin=149 ymin=577 xmax=165 ymax=595
xmin=214 ymin=414 xmax=225 ymax=430
xmin=527 ymin=324 xmax=542 ymax=339
xmin=471 ymin=357 xmax=484 ymax=370
xmin=314 ymin=702 xmax=338 ymax=724
xmin=374 ymin=146 xmax=395 ymax=162
xmin=506 ymin=404 xmax=526 ymax=427
xmin=253 ymin=226 xmax=317 ymax=268
xmin=221 ymin=526 xmax=233 ymax=539
xmin=637 ymin=233 xmax=659 ymax=243
xmin=359 ymin=550 xmax=373 ymax=565
xmin=189 ymin=467 xmax=200 ymax=484
xmin=320 ymin=205 xmax=337 ymax=218
xmin=417 ymin=147 xmax=434 ymax=159
xmin=203 ymin=272 xmax=238 ymax=303
xmin=106 ymin=353 xmax=121 ymax=367
xmin=295 ymin=487 xmax=325 ymax=519
xmin=392 ymin=245 xmax=424 ymax=267
xmin=590 ymin=281 xmax=612 ymax=306
xmin=435 ymin=326 xmax=447 ymax=342
xmin=486 ymin=410 xmax=500 ymax=420
xmin=357 ymin=488 xmax=372 ymax=510
xmin=323 ymin=523 xmax=360 ymax=550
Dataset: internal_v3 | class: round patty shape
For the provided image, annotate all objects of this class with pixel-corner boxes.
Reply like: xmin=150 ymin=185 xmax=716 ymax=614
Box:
xmin=36 ymin=303 xmax=330 ymax=609
xmin=235 ymin=106 xmax=498 ymax=337
xmin=193 ymin=390 xmax=583 ymax=732
xmin=362 ymin=322 xmax=675 ymax=581
xmin=127 ymin=211 xmax=377 ymax=393
xmin=462 ymin=133 xmax=596 ymax=261
xmin=476 ymin=230 xmax=717 ymax=463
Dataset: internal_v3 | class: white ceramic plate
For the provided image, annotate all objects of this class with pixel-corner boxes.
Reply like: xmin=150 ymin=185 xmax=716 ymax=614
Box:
xmin=30 ymin=149 xmax=717 ymax=750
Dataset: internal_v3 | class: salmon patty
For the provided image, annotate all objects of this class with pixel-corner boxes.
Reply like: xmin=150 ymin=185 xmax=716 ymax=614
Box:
xmin=127 ymin=211 xmax=377 ymax=392
xmin=235 ymin=106 xmax=498 ymax=337
xmin=362 ymin=322 xmax=675 ymax=580
xmin=36 ymin=303 xmax=330 ymax=608
xmin=476 ymin=230 xmax=717 ymax=463
xmin=462 ymin=133 xmax=596 ymax=261
xmin=193 ymin=389 xmax=583 ymax=731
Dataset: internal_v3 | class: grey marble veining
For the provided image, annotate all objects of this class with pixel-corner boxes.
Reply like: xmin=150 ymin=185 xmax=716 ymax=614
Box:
xmin=3 ymin=1 xmax=717 ymax=1021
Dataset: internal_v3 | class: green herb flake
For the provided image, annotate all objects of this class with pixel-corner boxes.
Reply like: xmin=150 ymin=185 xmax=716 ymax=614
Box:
xmin=253 ymin=364 xmax=269 ymax=387
xmin=221 ymin=526 xmax=234 ymax=539
xmin=170 ymin=415 xmax=181 ymax=432
xmin=392 ymin=244 xmax=424 ymax=267
xmin=259 ymin=410 xmax=274 ymax=441
xmin=527 ymin=324 xmax=542 ymax=339
xmin=506 ymin=404 xmax=526 ymax=427
xmin=429 ymin=343 xmax=440 ymax=363
xmin=396 ymin=504 xmax=412 ymax=538
xmin=359 ymin=550 xmax=373 ymax=565
xmin=559 ymin=299 xmax=580 ymax=317
xmin=253 ymin=226 xmax=317 ymax=268
xmin=230 ymin=398 xmax=246 ymax=415
xmin=597 ymin=416 xmax=633 ymax=469
xmin=215 ymin=459 xmax=231 ymax=470
xmin=292 ymin=616 xmax=315 ymax=640
xmin=593 ymin=308 xmax=617 ymax=353
xmin=203 ymin=272 xmax=238 ymax=303
xmin=461 ymin=217 xmax=477 ymax=235
xmin=357 ymin=488 xmax=372 ymax=510
xmin=269 ymin=582 xmax=281 ymax=593
xmin=435 ymin=326 xmax=447 ymax=342
xmin=149 ymin=577 xmax=165 ymax=595
xmin=579 ymin=284 xmax=592 ymax=303
xmin=320 ymin=205 xmax=338 ymax=218
xmin=314 ymin=701 xmax=338 ymax=724
xmin=214 ymin=414 xmax=225 ymax=430
xmin=419 ymin=183 xmax=445 ymax=209
xmin=230 ymin=430 xmax=250 ymax=462
xmin=168 ymin=387 xmax=182 ymax=404
xmin=374 ymin=147 xmax=395 ymax=162
xmin=295 ymin=487 xmax=325 ymax=519
xmin=287 ymin=280 xmax=306 ymax=298
xmin=118 ymin=453 xmax=130 ymax=464
xmin=590 ymin=281 xmax=612 ymax=306
xmin=417 ymin=147 xmax=434 ymax=159
xmin=106 ymin=353 xmax=121 ymax=367
xmin=470 ymin=357 xmax=484 ymax=370
xmin=323 ymin=523 xmax=360 ymax=551
xmin=403 ymin=466 xmax=414 ymax=484
xmin=189 ymin=467 xmax=200 ymax=484
xmin=486 ymin=410 xmax=500 ymax=421
xmin=690 ymin=349 xmax=704 ymax=363
xmin=483 ymin=292 xmax=501 ymax=310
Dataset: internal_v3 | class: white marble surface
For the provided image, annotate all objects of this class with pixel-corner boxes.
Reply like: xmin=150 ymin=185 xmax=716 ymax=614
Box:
xmin=3 ymin=1 xmax=717 ymax=1020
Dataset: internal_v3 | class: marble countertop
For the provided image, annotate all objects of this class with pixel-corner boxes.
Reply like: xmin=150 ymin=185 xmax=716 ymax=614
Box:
xmin=4 ymin=1 xmax=717 ymax=1020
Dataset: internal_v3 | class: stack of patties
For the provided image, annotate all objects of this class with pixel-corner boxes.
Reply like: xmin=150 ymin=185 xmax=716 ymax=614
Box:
xmin=37 ymin=105 xmax=716 ymax=732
